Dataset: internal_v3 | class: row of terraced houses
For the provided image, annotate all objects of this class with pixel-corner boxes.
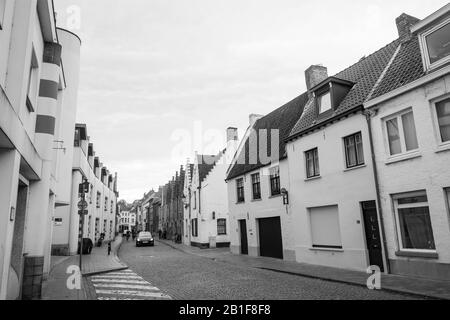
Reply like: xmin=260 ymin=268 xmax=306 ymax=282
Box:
xmin=137 ymin=4 xmax=450 ymax=282
xmin=0 ymin=0 xmax=119 ymax=300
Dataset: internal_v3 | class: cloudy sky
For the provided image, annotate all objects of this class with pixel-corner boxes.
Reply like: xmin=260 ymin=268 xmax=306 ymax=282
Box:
xmin=54 ymin=0 xmax=448 ymax=202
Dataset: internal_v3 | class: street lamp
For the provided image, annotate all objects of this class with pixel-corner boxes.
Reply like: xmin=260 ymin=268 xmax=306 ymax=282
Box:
xmin=281 ymin=188 xmax=289 ymax=205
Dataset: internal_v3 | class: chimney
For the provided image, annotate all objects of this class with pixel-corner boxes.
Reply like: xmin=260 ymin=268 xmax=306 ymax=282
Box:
xmin=396 ymin=13 xmax=420 ymax=41
xmin=226 ymin=127 xmax=238 ymax=142
xmin=305 ymin=65 xmax=328 ymax=92
xmin=249 ymin=114 xmax=264 ymax=126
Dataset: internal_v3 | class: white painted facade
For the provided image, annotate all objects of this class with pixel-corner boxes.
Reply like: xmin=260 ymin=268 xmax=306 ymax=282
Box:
xmin=227 ymin=159 xmax=297 ymax=261
xmin=118 ymin=210 xmax=136 ymax=233
xmin=286 ymin=113 xmax=379 ymax=271
xmin=0 ymin=0 xmax=82 ymax=300
xmin=367 ymin=73 xmax=450 ymax=280
xmin=52 ymin=124 xmax=119 ymax=255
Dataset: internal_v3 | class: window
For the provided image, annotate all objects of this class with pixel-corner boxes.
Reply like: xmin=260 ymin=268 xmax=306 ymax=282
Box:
xmin=111 ymin=200 xmax=114 ymax=214
xmin=394 ymin=192 xmax=436 ymax=251
xmin=317 ymin=91 xmax=332 ymax=114
xmin=236 ymin=178 xmax=245 ymax=203
xmin=436 ymin=98 xmax=450 ymax=143
xmin=344 ymin=132 xmax=365 ymax=168
xmin=104 ymin=196 xmax=108 ymax=211
xmin=385 ymin=110 xmax=419 ymax=156
xmin=217 ymin=219 xmax=226 ymax=235
xmin=269 ymin=166 xmax=281 ymax=196
xmin=191 ymin=218 xmax=198 ymax=237
xmin=309 ymin=206 xmax=342 ymax=249
xmin=0 ymin=0 xmax=6 ymax=30
xmin=422 ymin=19 xmax=450 ymax=68
xmin=251 ymin=173 xmax=261 ymax=200
xmin=96 ymin=192 xmax=101 ymax=208
xmin=305 ymin=148 xmax=320 ymax=178
xmin=193 ymin=191 xmax=197 ymax=209
xmin=26 ymin=47 xmax=39 ymax=112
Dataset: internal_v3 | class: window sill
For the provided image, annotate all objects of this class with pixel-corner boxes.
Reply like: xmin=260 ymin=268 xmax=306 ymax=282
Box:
xmin=251 ymin=198 xmax=262 ymax=202
xmin=236 ymin=201 xmax=245 ymax=205
xmin=309 ymin=247 xmax=344 ymax=253
xmin=435 ymin=142 xmax=450 ymax=154
xmin=343 ymin=164 xmax=366 ymax=172
xmin=269 ymin=194 xmax=282 ymax=199
xmin=385 ymin=152 xmax=421 ymax=165
xmin=395 ymin=251 xmax=439 ymax=259
xmin=305 ymin=176 xmax=321 ymax=182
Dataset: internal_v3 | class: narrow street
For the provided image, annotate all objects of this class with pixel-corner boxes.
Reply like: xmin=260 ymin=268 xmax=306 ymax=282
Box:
xmin=111 ymin=240 xmax=419 ymax=300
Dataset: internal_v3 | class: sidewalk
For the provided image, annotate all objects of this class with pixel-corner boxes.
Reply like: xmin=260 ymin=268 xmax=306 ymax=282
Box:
xmin=157 ymin=239 xmax=450 ymax=300
xmin=41 ymin=235 xmax=127 ymax=300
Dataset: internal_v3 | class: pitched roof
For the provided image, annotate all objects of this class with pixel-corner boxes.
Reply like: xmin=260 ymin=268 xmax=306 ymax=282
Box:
xmin=289 ymin=39 xmax=401 ymax=139
xmin=226 ymin=93 xmax=309 ymax=180
xmin=197 ymin=152 xmax=224 ymax=183
xmin=370 ymin=36 xmax=425 ymax=99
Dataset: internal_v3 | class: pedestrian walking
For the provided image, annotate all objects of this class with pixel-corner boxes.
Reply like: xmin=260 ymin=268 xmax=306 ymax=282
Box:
xmin=107 ymin=242 xmax=111 ymax=256
xmin=126 ymin=233 xmax=130 ymax=242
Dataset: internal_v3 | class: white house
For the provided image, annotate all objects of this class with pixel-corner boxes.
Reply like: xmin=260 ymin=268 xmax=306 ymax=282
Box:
xmin=118 ymin=210 xmax=135 ymax=233
xmin=52 ymin=124 xmax=119 ymax=255
xmin=225 ymin=105 xmax=306 ymax=261
xmin=0 ymin=0 xmax=82 ymax=300
xmin=183 ymin=128 xmax=239 ymax=248
xmin=364 ymin=4 xmax=450 ymax=280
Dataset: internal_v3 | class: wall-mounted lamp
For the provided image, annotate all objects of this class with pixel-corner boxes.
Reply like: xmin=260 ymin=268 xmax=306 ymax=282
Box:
xmin=212 ymin=211 xmax=216 ymax=220
xmin=281 ymin=188 xmax=289 ymax=205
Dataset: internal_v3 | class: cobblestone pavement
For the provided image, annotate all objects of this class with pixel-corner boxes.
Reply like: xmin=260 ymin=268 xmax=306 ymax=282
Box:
xmin=89 ymin=269 xmax=171 ymax=300
xmin=118 ymin=241 xmax=421 ymax=300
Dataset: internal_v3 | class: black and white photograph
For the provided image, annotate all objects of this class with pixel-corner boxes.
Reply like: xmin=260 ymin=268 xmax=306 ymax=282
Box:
xmin=1 ymin=0 xmax=450 ymax=311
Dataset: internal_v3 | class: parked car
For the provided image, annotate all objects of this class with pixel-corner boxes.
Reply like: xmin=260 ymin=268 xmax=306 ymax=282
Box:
xmin=77 ymin=238 xmax=93 ymax=254
xmin=136 ymin=232 xmax=154 ymax=247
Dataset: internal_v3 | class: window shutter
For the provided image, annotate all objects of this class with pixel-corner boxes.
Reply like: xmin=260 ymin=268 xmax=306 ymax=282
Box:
xmin=310 ymin=206 xmax=342 ymax=248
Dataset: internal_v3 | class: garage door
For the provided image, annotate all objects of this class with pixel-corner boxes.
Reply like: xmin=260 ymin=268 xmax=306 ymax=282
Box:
xmin=258 ymin=217 xmax=283 ymax=259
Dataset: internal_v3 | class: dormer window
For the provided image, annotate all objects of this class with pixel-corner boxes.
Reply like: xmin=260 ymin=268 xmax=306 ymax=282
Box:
xmin=317 ymin=91 xmax=332 ymax=114
xmin=421 ymin=18 xmax=450 ymax=70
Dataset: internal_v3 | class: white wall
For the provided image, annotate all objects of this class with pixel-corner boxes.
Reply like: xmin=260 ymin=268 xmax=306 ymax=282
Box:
xmin=370 ymin=74 xmax=450 ymax=277
xmin=227 ymin=159 xmax=296 ymax=260
xmin=286 ymin=113 xmax=378 ymax=271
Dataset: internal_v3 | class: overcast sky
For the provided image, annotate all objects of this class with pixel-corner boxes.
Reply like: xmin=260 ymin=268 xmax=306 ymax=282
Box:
xmin=54 ymin=0 xmax=448 ymax=202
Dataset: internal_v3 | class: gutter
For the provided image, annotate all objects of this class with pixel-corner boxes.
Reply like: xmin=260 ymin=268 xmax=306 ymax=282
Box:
xmin=364 ymin=110 xmax=391 ymax=274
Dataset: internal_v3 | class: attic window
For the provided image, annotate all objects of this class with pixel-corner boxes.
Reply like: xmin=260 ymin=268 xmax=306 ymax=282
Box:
xmin=317 ymin=91 xmax=332 ymax=114
xmin=420 ymin=18 xmax=450 ymax=70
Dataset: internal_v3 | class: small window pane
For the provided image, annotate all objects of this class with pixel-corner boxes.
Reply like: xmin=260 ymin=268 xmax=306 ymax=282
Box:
xmin=398 ymin=207 xmax=435 ymax=250
xmin=402 ymin=112 xmax=419 ymax=151
xmin=318 ymin=91 xmax=332 ymax=113
xmin=436 ymin=99 xmax=450 ymax=142
xmin=386 ymin=118 xmax=402 ymax=155
xmin=426 ymin=22 xmax=450 ymax=64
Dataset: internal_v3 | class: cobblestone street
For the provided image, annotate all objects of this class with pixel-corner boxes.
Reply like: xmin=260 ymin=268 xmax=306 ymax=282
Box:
xmin=116 ymin=240 xmax=420 ymax=300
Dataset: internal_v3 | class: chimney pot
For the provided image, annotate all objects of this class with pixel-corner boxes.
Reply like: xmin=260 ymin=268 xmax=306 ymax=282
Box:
xmin=305 ymin=65 xmax=328 ymax=92
xmin=396 ymin=13 xmax=420 ymax=41
xmin=226 ymin=127 xmax=239 ymax=142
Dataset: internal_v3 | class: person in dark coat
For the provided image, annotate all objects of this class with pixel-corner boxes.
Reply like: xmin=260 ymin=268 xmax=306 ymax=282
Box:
xmin=107 ymin=242 xmax=112 ymax=255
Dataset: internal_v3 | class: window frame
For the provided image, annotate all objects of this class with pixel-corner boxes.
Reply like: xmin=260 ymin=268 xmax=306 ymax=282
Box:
xmin=419 ymin=17 xmax=450 ymax=71
xmin=269 ymin=166 xmax=281 ymax=196
xmin=383 ymin=109 xmax=419 ymax=158
xmin=251 ymin=173 xmax=261 ymax=200
xmin=393 ymin=191 xmax=437 ymax=253
xmin=236 ymin=178 xmax=245 ymax=203
xmin=432 ymin=96 xmax=450 ymax=146
xmin=217 ymin=218 xmax=227 ymax=235
xmin=305 ymin=148 xmax=320 ymax=179
xmin=26 ymin=46 xmax=39 ymax=113
xmin=317 ymin=90 xmax=332 ymax=114
xmin=343 ymin=132 xmax=365 ymax=169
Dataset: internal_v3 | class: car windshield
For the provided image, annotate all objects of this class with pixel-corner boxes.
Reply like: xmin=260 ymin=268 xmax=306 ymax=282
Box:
xmin=139 ymin=232 xmax=151 ymax=237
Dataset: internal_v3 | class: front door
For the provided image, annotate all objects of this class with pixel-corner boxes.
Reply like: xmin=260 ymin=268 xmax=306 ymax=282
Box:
xmin=362 ymin=201 xmax=384 ymax=272
xmin=258 ymin=217 xmax=284 ymax=259
xmin=239 ymin=220 xmax=248 ymax=255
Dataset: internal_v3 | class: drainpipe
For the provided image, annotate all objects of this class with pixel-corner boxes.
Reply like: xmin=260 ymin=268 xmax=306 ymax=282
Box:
xmin=365 ymin=110 xmax=391 ymax=274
